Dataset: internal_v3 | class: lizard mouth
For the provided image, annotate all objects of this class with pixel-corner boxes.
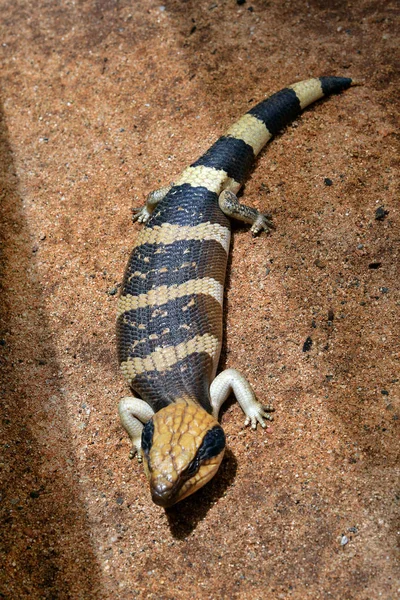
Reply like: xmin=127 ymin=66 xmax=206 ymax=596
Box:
xmin=151 ymin=486 xmax=176 ymax=508
xmin=149 ymin=444 xmax=226 ymax=508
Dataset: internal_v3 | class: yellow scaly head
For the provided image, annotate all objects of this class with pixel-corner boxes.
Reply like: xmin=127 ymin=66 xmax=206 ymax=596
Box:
xmin=141 ymin=402 xmax=226 ymax=508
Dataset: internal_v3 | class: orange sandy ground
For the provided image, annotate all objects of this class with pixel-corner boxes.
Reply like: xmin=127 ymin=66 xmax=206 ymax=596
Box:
xmin=1 ymin=1 xmax=399 ymax=598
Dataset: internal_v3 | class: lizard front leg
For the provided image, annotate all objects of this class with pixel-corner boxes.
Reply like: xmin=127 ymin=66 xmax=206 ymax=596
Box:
xmin=118 ymin=396 xmax=155 ymax=461
xmin=210 ymin=368 xmax=274 ymax=429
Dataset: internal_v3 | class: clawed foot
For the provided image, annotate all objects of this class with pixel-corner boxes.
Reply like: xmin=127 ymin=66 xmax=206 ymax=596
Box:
xmin=132 ymin=205 xmax=152 ymax=224
xmin=218 ymin=189 xmax=274 ymax=236
xmin=244 ymin=403 xmax=275 ymax=429
xmin=250 ymin=213 xmax=275 ymax=236
xmin=129 ymin=445 xmax=143 ymax=462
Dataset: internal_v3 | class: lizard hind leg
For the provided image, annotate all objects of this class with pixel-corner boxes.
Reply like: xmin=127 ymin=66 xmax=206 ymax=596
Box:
xmin=132 ymin=185 xmax=172 ymax=224
xmin=218 ymin=189 xmax=274 ymax=236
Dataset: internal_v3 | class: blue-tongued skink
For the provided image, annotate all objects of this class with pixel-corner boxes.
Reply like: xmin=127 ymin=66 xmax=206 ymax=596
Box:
xmin=116 ymin=76 xmax=357 ymax=507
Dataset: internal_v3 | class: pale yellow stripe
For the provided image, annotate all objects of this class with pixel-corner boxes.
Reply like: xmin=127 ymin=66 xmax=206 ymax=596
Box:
xmin=223 ymin=179 xmax=242 ymax=194
xmin=117 ymin=277 xmax=224 ymax=316
xmin=120 ymin=333 xmax=220 ymax=379
xmin=131 ymin=221 xmax=231 ymax=253
xmin=226 ymin=113 xmax=272 ymax=155
xmin=288 ymin=78 xmax=324 ymax=110
xmin=175 ymin=165 xmax=240 ymax=194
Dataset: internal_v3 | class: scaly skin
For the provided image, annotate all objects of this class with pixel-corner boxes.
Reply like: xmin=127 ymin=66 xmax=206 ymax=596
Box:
xmin=117 ymin=77 xmax=358 ymax=507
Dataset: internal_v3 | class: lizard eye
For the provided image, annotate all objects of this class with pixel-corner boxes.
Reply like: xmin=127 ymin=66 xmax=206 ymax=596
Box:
xmin=141 ymin=419 xmax=154 ymax=461
xmin=197 ymin=425 xmax=226 ymax=462
xmin=185 ymin=459 xmax=199 ymax=479
xmin=183 ymin=425 xmax=226 ymax=480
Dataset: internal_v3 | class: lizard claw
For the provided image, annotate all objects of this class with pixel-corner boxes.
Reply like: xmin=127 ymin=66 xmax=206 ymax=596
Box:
xmin=129 ymin=446 xmax=143 ymax=462
xmin=244 ymin=403 xmax=275 ymax=429
xmin=251 ymin=214 xmax=275 ymax=236
xmin=132 ymin=206 xmax=152 ymax=224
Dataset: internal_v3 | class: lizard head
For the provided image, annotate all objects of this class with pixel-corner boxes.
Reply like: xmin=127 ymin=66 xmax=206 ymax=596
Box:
xmin=141 ymin=401 xmax=225 ymax=508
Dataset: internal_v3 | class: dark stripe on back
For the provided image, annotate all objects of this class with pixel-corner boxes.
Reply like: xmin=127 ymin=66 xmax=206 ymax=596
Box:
xmin=148 ymin=184 xmax=230 ymax=228
xmin=121 ymin=238 xmax=228 ymax=295
xmin=117 ymin=293 xmax=222 ymax=362
xmin=131 ymin=353 xmax=214 ymax=413
xmin=319 ymin=76 xmax=353 ymax=96
xmin=247 ymin=88 xmax=301 ymax=137
xmin=191 ymin=136 xmax=255 ymax=185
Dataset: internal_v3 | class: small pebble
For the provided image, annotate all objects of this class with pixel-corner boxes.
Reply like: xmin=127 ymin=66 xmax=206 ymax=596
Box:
xmin=324 ymin=178 xmax=333 ymax=186
xmin=302 ymin=337 xmax=313 ymax=352
xmin=314 ymin=258 xmax=326 ymax=268
xmin=348 ymin=526 xmax=358 ymax=534
xmin=375 ymin=206 xmax=389 ymax=221
xmin=341 ymin=535 xmax=349 ymax=546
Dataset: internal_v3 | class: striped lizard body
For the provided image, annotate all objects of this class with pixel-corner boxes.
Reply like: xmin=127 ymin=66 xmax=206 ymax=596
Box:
xmin=117 ymin=76 xmax=357 ymax=507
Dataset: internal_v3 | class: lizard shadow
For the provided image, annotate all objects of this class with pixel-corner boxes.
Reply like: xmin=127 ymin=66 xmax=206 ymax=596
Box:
xmin=165 ymin=447 xmax=237 ymax=538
